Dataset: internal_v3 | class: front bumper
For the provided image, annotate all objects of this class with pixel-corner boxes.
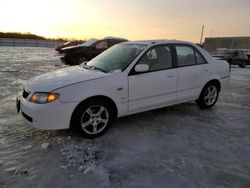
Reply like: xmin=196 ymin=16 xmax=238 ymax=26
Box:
xmin=18 ymin=97 xmax=78 ymax=130
xmin=60 ymin=56 xmax=67 ymax=64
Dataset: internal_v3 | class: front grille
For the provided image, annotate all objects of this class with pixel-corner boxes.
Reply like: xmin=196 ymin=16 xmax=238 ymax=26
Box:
xmin=21 ymin=112 xmax=33 ymax=123
xmin=22 ymin=89 xmax=30 ymax=99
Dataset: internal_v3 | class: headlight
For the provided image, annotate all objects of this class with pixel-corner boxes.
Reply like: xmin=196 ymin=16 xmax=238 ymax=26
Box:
xmin=30 ymin=92 xmax=59 ymax=104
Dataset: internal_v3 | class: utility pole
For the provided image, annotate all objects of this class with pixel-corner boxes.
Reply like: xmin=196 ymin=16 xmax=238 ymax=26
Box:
xmin=200 ymin=25 xmax=204 ymax=45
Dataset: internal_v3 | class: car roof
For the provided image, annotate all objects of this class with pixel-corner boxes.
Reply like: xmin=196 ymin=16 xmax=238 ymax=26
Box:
xmin=123 ymin=40 xmax=196 ymax=47
xmin=104 ymin=36 xmax=128 ymax=41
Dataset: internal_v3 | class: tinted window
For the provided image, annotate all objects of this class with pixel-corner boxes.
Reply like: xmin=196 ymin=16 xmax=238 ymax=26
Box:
xmin=108 ymin=40 xmax=124 ymax=47
xmin=218 ymin=50 xmax=233 ymax=56
xmin=176 ymin=46 xmax=195 ymax=67
xmin=137 ymin=45 xmax=172 ymax=72
xmin=95 ymin=41 xmax=108 ymax=49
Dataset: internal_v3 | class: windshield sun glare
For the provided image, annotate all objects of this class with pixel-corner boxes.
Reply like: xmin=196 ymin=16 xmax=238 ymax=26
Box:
xmin=85 ymin=44 xmax=145 ymax=73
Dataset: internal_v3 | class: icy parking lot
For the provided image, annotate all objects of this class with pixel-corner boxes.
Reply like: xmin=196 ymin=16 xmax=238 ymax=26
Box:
xmin=0 ymin=47 xmax=250 ymax=188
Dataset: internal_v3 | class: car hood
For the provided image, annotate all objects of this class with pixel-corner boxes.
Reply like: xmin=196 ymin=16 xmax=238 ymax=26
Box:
xmin=212 ymin=55 xmax=229 ymax=59
xmin=62 ymin=45 xmax=82 ymax=51
xmin=25 ymin=66 xmax=108 ymax=92
xmin=60 ymin=46 xmax=81 ymax=54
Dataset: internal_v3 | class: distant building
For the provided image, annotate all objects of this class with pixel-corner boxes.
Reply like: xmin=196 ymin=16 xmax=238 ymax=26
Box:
xmin=204 ymin=36 xmax=250 ymax=52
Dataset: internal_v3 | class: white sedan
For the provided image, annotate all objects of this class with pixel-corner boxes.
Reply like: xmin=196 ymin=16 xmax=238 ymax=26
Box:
xmin=17 ymin=40 xmax=230 ymax=138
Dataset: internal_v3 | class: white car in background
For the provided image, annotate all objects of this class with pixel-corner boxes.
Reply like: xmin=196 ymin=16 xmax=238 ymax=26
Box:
xmin=17 ymin=40 xmax=230 ymax=138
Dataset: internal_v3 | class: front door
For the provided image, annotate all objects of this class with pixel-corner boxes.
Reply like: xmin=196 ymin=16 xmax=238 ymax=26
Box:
xmin=128 ymin=45 xmax=177 ymax=113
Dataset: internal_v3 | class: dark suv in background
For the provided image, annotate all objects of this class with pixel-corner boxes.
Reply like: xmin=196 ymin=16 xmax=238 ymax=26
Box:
xmin=212 ymin=49 xmax=249 ymax=68
xmin=60 ymin=37 xmax=128 ymax=65
xmin=55 ymin=41 xmax=85 ymax=53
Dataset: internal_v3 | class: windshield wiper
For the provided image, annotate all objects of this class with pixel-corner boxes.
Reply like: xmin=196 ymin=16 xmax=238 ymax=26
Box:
xmin=82 ymin=63 xmax=106 ymax=73
xmin=89 ymin=65 xmax=107 ymax=73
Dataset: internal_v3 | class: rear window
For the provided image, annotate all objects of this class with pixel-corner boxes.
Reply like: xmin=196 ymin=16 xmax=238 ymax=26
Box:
xmin=176 ymin=46 xmax=196 ymax=67
xmin=175 ymin=45 xmax=207 ymax=66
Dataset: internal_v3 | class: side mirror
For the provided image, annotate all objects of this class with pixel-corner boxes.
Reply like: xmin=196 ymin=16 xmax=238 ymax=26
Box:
xmin=134 ymin=64 xmax=149 ymax=73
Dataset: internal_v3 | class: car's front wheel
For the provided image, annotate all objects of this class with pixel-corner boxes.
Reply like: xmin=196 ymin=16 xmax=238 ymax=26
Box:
xmin=196 ymin=83 xmax=219 ymax=109
xmin=74 ymin=55 xmax=87 ymax=65
xmin=71 ymin=100 xmax=114 ymax=138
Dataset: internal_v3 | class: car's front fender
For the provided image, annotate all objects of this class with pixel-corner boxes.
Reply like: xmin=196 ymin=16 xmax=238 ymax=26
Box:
xmin=54 ymin=74 xmax=129 ymax=117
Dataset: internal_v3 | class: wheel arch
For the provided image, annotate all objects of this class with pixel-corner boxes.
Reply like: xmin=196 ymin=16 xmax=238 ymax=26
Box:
xmin=70 ymin=95 xmax=118 ymax=128
xmin=196 ymin=79 xmax=221 ymax=109
xmin=200 ymin=79 xmax=221 ymax=96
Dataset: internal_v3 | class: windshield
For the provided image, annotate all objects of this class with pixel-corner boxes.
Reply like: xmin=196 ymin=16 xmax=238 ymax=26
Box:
xmin=84 ymin=43 xmax=146 ymax=73
xmin=78 ymin=38 xmax=98 ymax=47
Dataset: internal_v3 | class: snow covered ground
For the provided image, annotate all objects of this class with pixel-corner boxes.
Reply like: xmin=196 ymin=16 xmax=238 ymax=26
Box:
xmin=0 ymin=47 xmax=249 ymax=188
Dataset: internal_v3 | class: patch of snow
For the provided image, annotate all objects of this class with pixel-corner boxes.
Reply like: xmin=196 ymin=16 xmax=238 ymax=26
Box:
xmin=78 ymin=165 xmax=84 ymax=172
xmin=20 ymin=145 xmax=32 ymax=151
xmin=59 ymin=140 xmax=98 ymax=173
xmin=83 ymin=165 xmax=94 ymax=174
xmin=55 ymin=137 xmax=64 ymax=145
xmin=41 ymin=142 xmax=50 ymax=149
xmin=60 ymin=165 xmax=68 ymax=170
xmin=11 ymin=79 xmax=27 ymax=86
xmin=68 ymin=159 xmax=76 ymax=167
xmin=5 ymin=167 xmax=17 ymax=173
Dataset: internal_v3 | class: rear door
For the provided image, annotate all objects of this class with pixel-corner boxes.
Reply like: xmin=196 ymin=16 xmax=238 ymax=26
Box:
xmin=174 ymin=45 xmax=209 ymax=100
xmin=128 ymin=45 xmax=177 ymax=113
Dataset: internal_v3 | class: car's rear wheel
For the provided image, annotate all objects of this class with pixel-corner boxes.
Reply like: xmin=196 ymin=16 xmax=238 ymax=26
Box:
xmin=196 ymin=83 xmax=219 ymax=109
xmin=239 ymin=62 xmax=246 ymax=68
xmin=72 ymin=100 xmax=114 ymax=138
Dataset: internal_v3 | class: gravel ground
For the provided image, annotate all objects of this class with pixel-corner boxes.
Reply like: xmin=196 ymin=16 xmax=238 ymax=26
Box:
xmin=0 ymin=47 xmax=249 ymax=188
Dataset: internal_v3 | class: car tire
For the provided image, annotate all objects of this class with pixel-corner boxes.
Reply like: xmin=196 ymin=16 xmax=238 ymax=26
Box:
xmin=196 ymin=83 xmax=219 ymax=109
xmin=78 ymin=56 xmax=87 ymax=64
xmin=60 ymin=57 xmax=68 ymax=65
xmin=239 ymin=62 xmax=246 ymax=68
xmin=62 ymin=55 xmax=73 ymax=65
xmin=71 ymin=99 xmax=114 ymax=138
xmin=71 ymin=54 xmax=86 ymax=65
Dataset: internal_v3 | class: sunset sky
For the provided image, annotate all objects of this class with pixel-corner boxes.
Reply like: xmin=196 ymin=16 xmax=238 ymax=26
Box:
xmin=0 ymin=0 xmax=249 ymax=42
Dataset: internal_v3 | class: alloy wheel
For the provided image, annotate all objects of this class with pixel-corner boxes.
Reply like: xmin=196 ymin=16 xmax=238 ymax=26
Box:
xmin=204 ymin=85 xmax=218 ymax=106
xmin=80 ymin=105 xmax=109 ymax=135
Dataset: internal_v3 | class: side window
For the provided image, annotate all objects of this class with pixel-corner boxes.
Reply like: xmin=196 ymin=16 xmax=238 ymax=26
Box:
xmin=95 ymin=41 xmax=108 ymax=49
xmin=137 ymin=45 xmax=172 ymax=72
xmin=195 ymin=50 xmax=207 ymax=64
xmin=176 ymin=46 xmax=195 ymax=67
